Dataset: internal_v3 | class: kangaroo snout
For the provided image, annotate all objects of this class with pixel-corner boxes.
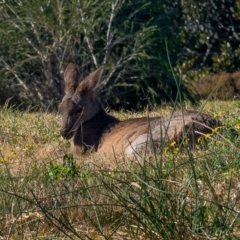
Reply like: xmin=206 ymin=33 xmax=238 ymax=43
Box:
xmin=60 ymin=128 xmax=74 ymax=140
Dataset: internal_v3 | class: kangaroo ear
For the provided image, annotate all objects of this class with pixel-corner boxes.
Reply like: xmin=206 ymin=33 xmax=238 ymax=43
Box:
xmin=64 ymin=63 xmax=80 ymax=94
xmin=77 ymin=66 xmax=103 ymax=93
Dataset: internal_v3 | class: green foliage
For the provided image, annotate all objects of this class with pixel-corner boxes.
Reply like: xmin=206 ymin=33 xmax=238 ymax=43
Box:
xmin=48 ymin=154 xmax=80 ymax=180
xmin=2 ymin=0 xmax=240 ymax=109
xmin=0 ymin=0 xmax=186 ymax=110
xmin=174 ymin=0 xmax=240 ymax=80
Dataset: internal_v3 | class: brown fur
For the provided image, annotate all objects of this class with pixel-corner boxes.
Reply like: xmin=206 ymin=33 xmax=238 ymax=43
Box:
xmin=59 ymin=64 xmax=222 ymax=156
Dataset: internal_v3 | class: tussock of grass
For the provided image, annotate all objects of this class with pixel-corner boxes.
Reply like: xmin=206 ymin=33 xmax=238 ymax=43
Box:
xmin=1 ymin=101 xmax=240 ymax=239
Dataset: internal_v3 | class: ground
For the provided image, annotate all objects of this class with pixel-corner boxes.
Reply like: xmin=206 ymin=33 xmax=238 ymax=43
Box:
xmin=0 ymin=100 xmax=240 ymax=239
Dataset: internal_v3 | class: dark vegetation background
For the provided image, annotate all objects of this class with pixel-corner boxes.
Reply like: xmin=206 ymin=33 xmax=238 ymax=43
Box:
xmin=1 ymin=0 xmax=240 ymax=111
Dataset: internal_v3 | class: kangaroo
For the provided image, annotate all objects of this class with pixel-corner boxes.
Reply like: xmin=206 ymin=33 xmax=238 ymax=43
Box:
xmin=59 ymin=63 xmax=222 ymax=156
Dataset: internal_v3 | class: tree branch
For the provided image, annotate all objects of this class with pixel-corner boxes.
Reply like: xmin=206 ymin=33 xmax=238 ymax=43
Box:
xmin=79 ymin=4 xmax=98 ymax=68
xmin=103 ymin=0 xmax=120 ymax=65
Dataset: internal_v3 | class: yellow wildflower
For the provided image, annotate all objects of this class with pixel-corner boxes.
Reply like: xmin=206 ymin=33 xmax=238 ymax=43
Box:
xmin=0 ymin=158 xmax=8 ymax=164
xmin=183 ymin=138 xmax=189 ymax=146
xmin=214 ymin=111 xmax=222 ymax=118
xmin=10 ymin=150 xmax=16 ymax=157
xmin=164 ymin=141 xmax=179 ymax=154
xmin=204 ymin=133 xmax=212 ymax=139
xmin=197 ymin=135 xmax=205 ymax=143
xmin=213 ymin=126 xmax=223 ymax=132
xmin=173 ymin=147 xmax=179 ymax=154
xmin=163 ymin=146 xmax=169 ymax=154
xmin=23 ymin=144 xmax=30 ymax=151
xmin=170 ymin=141 xmax=176 ymax=147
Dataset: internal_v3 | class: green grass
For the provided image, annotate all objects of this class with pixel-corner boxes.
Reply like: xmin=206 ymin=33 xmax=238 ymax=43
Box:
xmin=1 ymin=101 xmax=240 ymax=239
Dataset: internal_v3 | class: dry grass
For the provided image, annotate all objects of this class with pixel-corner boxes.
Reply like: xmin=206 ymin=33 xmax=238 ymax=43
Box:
xmin=1 ymin=101 xmax=240 ymax=239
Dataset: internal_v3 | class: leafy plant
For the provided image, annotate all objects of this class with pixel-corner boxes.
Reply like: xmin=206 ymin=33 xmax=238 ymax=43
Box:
xmin=174 ymin=0 xmax=240 ymax=80
xmin=48 ymin=154 xmax=79 ymax=180
xmin=0 ymin=0 xmax=187 ymax=110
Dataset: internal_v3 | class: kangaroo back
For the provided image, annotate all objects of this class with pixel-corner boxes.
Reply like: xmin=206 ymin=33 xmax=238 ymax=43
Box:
xmin=98 ymin=110 xmax=221 ymax=155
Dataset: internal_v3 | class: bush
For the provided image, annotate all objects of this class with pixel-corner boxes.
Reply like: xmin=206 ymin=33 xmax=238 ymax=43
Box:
xmin=0 ymin=0 xmax=188 ymax=110
xmin=187 ymin=71 xmax=240 ymax=100
xmin=175 ymin=0 xmax=240 ymax=80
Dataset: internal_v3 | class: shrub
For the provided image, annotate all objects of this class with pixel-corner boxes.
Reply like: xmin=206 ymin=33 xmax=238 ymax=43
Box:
xmin=0 ymin=0 xmax=187 ymax=110
xmin=187 ymin=71 xmax=240 ymax=100
xmin=175 ymin=0 xmax=240 ymax=80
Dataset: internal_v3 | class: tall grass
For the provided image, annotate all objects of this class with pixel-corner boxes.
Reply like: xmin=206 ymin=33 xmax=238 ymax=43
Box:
xmin=0 ymin=101 xmax=240 ymax=239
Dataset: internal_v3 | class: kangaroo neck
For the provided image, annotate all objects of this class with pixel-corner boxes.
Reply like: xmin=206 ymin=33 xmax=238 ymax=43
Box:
xmin=84 ymin=107 xmax=119 ymax=131
xmin=73 ymin=105 xmax=119 ymax=153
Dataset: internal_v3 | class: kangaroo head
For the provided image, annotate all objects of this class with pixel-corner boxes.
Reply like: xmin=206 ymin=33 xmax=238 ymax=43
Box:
xmin=59 ymin=63 xmax=103 ymax=140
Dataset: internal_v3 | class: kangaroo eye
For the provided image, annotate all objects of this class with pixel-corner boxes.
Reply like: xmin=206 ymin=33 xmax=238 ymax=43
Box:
xmin=75 ymin=106 xmax=83 ymax=114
